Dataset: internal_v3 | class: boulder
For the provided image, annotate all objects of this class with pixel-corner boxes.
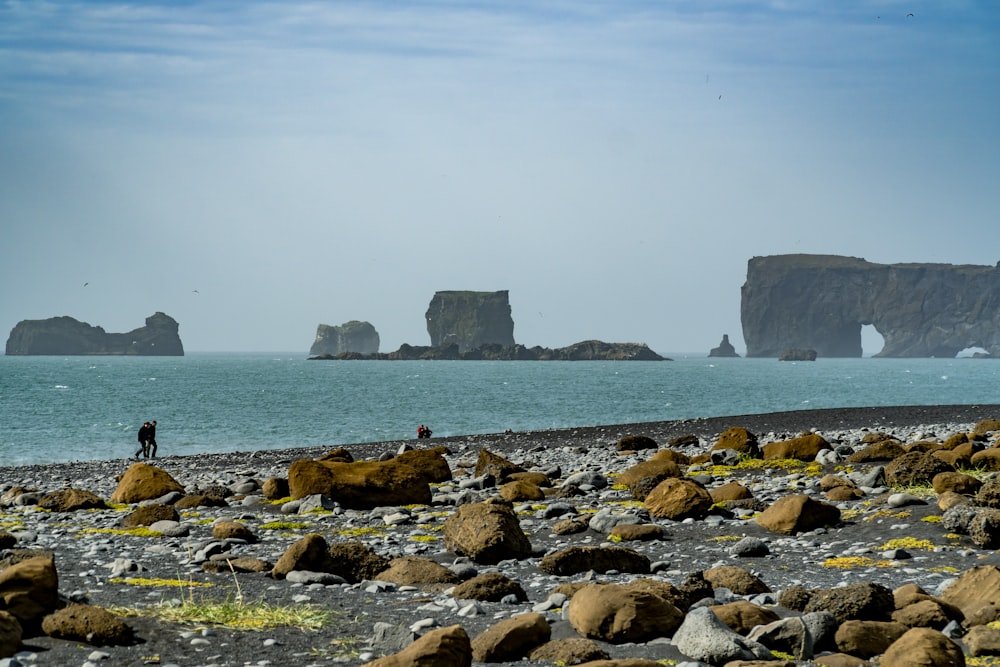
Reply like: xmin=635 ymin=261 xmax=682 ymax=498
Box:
xmin=891 ymin=599 xmax=952 ymax=629
xmin=616 ymin=435 xmax=658 ymax=452
xmin=616 ymin=459 xmax=681 ymax=501
xmin=528 ymin=637 xmax=608 ymax=664
xmin=470 ymin=612 xmax=550 ymax=662
xmin=941 ymin=565 xmax=1000 ymax=617
xmin=451 ymin=572 xmax=527 ymax=603
xmin=0 ymin=555 xmax=59 ymax=632
xmin=271 ymin=533 xmax=330 ymax=579
xmin=803 ymin=582 xmax=895 ymax=623
xmin=711 ymin=427 xmax=759 ymax=457
xmin=567 ymin=583 xmax=683 ymax=644
xmin=212 ymin=520 xmax=257 ymax=543
xmin=326 ymin=542 xmax=391 ymax=583
xmin=473 ymin=449 xmax=525 ymax=482
xmin=362 ymin=624 xmax=471 ymax=667
xmin=747 ymin=616 xmax=813 ymax=660
xmin=121 ymin=504 xmax=179 ymax=527
xmin=642 ymin=477 xmax=713 ymax=520
xmin=709 ymin=600 xmax=780 ymax=634
xmin=608 ymin=524 xmax=663 ymax=542
xmin=883 ymin=451 xmax=954 ymax=487
xmin=376 ymin=557 xmax=459 ymax=586
xmin=109 ymin=464 xmax=185 ymax=504
xmin=703 ymin=565 xmax=771 ymax=596
xmin=969 ymin=508 xmax=1000 ymax=549
xmin=393 ymin=447 xmax=453 ymax=484
xmin=538 ymin=546 xmax=650 ymax=577
xmin=37 ymin=488 xmax=107 ymax=512
xmin=0 ymin=610 xmax=21 ymax=659
xmin=499 ymin=479 xmax=545 ymax=502
xmin=976 ymin=478 xmax=1000 ymax=508
xmin=40 ymin=604 xmax=133 ymax=646
xmin=755 ymin=495 xmax=841 ymax=535
xmin=965 ymin=625 xmax=1000 ymax=657
xmin=846 ymin=441 xmax=907 ymax=463
xmin=262 ymin=477 xmax=290 ymax=500
xmin=287 ymin=458 xmax=431 ymax=509
xmin=833 ymin=620 xmax=907 ymax=658
xmin=671 ymin=606 xmax=772 ymax=663
xmin=710 ymin=481 xmax=754 ymax=503
xmin=879 ymin=627 xmax=965 ymax=667
xmin=762 ymin=433 xmax=830 ymax=461
xmin=442 ymin=500 xmax=532 ymax=564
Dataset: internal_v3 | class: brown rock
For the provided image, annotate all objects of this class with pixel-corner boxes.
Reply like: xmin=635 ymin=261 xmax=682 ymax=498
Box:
xmin=271 ymin=533 xmax=330 ymax=579
xmin=362 ymin=624 xmax=471 ymax=667
xmin=37 ymin=488 xmax=107 ymax=512
xmin=202 ymin=557 xmax=272 ymax=574
xmin=709 ymin=600 xmax=780 ymax=634
xmin=326 ymin=542 xmax=391 ymax=583
xmin=609 ymin=524 xmax=663 ymax=542
xmin=643 ymin=477 xmax=713 ymax=520
xmin=442 ymin=500 xmax=532 ymax=564
xmin=505 ymin=471 xmax=551 ymax=487
xmin=710 ymin=482 xmax=754 ymax=503
xmin=528 ymin=637 xmax=608 ymax=664
xmin=173 ymin=494 xmax=228 ymax=509
xmin=812 ymin=654 xmax=871 ymax=667
xmin=317 ymin=447 xmax=354 ymax=462
xmin=883 ymin=451 xmax=954 ymax=487
xmin=834 ymin=620 xmax=907 ymax=659
xmin=940 ymin=565 xmax=1000 ymax=617
xmin=471 ymin=612 xmax=550 ymax=662
xmin=109 ymin=463 xmax=185 ymax=504
xmin=938 ymin=490 xmax=973 ymax=511
xmin=394 ymin=447 xmax=453 ymax=484
xmin=40 ymin=604 xmax=133 ymax=646
xmin=121 ymin=504 xmax=179 ymax=528
xmin=974 ymin=419 xmax=1000 ymax=435
xmin=0 ymin=532 xmax=15 ymax=550
xmin=826 ymin=486 xmax=865 ymax=501
xmin=552 ymin=518 xmax=590 ymax=535
xmin=452 ymin=572 xmax=527 ymax=603
xmin=711 ymin=427 xmax=759 ymax=456
xmin=568 ymin=583 xmax=683 ymax=644
xmin=287 ymin=458 xmax=431 ymax=509
xmin=703 ymin=565 xmax=771 ymax=596
xmin=761 ymin=433 xmax=830 ymax=461
xmin=970 ymin=448 xmax=1000 ymax=471
xmin=616 ymin=459 xmax=681 ymax=501
xmin=212 ymin=520 xmax=256 ymax=543
xmin=891 ymin=599 xmax=951 ymax=629
xmin=0 ymin=555 xmax=59 ymax=631
xmin=652 ymin=448 xmax=691 ymax=465
xmin=376 ymin=557 xmax=459 ymax=586
xmin=804 ymin=582 xmax=894 ymax=623
xmin=538 ymin=546 xmax=650 ymax=577
xmin=261 ymin=477 xmax=289 ymax=500
xmin=616 ymin=435 xmax=658 ymax=452
xmin=846 ymin=441 xmax=906 ymax=463
xmin=499 ymin=479 xmax=545 ymax=502
xmin=933 ymin=471 xmax=982 ymax=495
xmin=965 ymin=624 xmax=1000 ymax=657
xmin=879 ymin=627 xmax=964 ymax=667
xmin=0 ymin=610 xmax=20 ymax=659
xmin=977 ymin=478 xmax=1000 ymax=508
xmin=755 ymin=495 xmax=840 ymax=535
xmin=473 ymin=449 xmax=525 ymax=482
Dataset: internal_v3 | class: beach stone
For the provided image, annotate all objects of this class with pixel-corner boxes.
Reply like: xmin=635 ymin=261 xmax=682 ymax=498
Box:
xmin=879 ymin=627 xmax=964 ymax=667
xmin=0 ymin=610 xmax=21 ymax=659
xmin=762 ymin=433 xmax=830 ymax=461
xmin=261 ymin=477 xmax=289 ymax=500
xmin=709 ymin=600 xmax=780 ymax=634
xmin=147 ymin=520 xmax=188 ymax=537
xmin=202 ymin=557 xmax=271 ymax=574
xmin=317 ymin=447 xmax=354 ymax=463
xmin=362 ymin=624 xmax=472 ymax=667
xmin=710 ymin=481 xmax=753 ymax=503
xmin=442 ymin=499 xmax=532 ymax=564
xmin=747 ymin=616 xmax=813 ymax=660
xmin=933 ymin=471 xmax=982 ymax=495
xmin=970 ymin=448 xmax=1000 ymax=471
xmin=847 ymin=440 xmax=906 ymax=462
xmin=109 ymin=463 xmax=185 ymax=504
xmin=552 ymin=518 xmax=589 ymax=535
xmin=811 ymin=654 xmax=869 ymax=667
xmin=528 ymin=637 xmax=608 ymax=664
xmin=0 ymin=555 xmax=59 ymax=631
xmin=326 ymin=542 xmax=391 ymax=583
xmin=609 ymin=523 xmax=664 ymax=542
xmin=499 ymin=479 xmax=545 ymax=502
xmin=643 ymin=477 xmax=713 ymax=520
xmin=616 ymin=435 xmax=658 ymax=452
xmin=174 ymin=493 xmax=227 ymax=509
xmin=703 ymin=565 xmax=771 ymax=596
xmin=0 ymin=532 xmax=15 ymax=550
xmin=376 ymin=557 xmax=459 ymax=586
xmin=976 ymin=477 xmax=1000 ymax=508
xmin=671 ymin=606 xmax=772 ymax=664
xmin=965 ymin=624 xmax=1000 ymax=656
xmin=711 ymin=427 xmax=760 ymax=457
xmin=473 ymin=449 xmax=525 ymax=482
xmin=452 ymin=572 xmax=526 ymax=602
xmin=568 ymin=583 xmax=683 ymax=643
xmin=942 ymin=503 xmax=979 ymax=533
xmin=470 ymin=612 xmax=550 ymax=662
xmin=622 ymin=578 xmax=689 ymax=611
xmin=538 ymin=546 xmax=650 ymax=576
xmin=287 ymin=458 xmax=431 ymax=509
xmin=938 ymin=490 xmax=973 ymax=511
xmin=730 ymin=537 xmax=770 ymax=557
xmin=883 ymin=451 xmax=954 ymax=487
xmin=272 ymin=533 xmax=330 ymax=579
xmin=778 ymin=586 xmax=813 ymax=612
xmin=755 ymin=495 xmax=840 ymax=535
xmin=940 ymin=565 xmax=1000 ymax=617
xmin=968 ymin=508 xmax=1000 ymax=549
xmin=803 ymin=582 xmax=894 ymax=623
xmin=37 ymin=488 xmax=107 ymax=512
xmin=212 ymin=520 xmax=256 ymax=542
xmin=892 ymin=599 xmax=952 ymax=629
xmin=825 ymin=485 xmax=864 ymax=501
xmin=121 ymin=504 xmax=178 ymax=527
xmin=394 ymin=447 xmax=453 ymax=484
xmin=40 ymin=604 xmax=133 ymax=646
xmin=616 ymin=459 xmax=681 ymax=501
xmin=833 ymin=619 xmax=907 ymax=658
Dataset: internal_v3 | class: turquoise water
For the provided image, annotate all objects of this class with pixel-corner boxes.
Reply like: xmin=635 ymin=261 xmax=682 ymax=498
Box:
xmin=1 ymin=352 xmax=998 ymax=465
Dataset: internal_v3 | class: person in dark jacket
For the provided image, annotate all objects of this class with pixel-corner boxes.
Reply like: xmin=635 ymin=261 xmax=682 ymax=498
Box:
xmin=136 ymin=422 xmax=150 ymax=459
xmin=147 ymin=420 xmax=158 ymax=458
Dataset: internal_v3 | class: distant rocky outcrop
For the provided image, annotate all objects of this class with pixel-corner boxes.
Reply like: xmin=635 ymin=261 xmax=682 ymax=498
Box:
xmin=741 ymin=254 xmax=1000 ymax=358
xmin=779 ymin=349 xmax=817 ymax=362
xmin=310 ymin=340 xmax=667 ymax=361
xmin=309 ymin=321 xmax=379 ymax=357
xmin=425 ymin=291 xmax=515 ymax=353
xmin=709 ymin=334 xmax=740 ymax=358
xmin=5 ymin=312 xmax=183 ymax=356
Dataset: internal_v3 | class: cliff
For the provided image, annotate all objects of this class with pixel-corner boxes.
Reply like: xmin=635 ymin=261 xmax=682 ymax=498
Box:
xmin=309 ymin=321 xmax=379 ymax=357
xmin=741 ymin=254 xmax=1000 ymax=358
xmin=425 ymin=290 xmax=515 ymax=352
xmin=5 ymin=312 xmax=184 ymax=356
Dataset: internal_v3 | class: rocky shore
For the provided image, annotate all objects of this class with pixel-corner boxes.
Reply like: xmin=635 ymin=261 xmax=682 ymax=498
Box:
xmin=3 ymin=404 xmax=1000 ymax=667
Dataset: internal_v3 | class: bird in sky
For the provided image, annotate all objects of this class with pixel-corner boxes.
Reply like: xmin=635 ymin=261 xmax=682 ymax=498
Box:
xmin=83 ymin=282 xmax=88 ymax=287
xmin=192 ymin=289 xmax=199 ymax=294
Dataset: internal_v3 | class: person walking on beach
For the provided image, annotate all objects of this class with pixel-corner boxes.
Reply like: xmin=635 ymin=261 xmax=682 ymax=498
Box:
xmin=135 ymin=421 xmax=150 ymax=459
xmin=147 ymin=420 xmax=158 ymax=458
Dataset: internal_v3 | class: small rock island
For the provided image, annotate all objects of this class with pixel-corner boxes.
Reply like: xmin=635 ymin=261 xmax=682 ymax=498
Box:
xmin=5 ymin=312 xmax=184 ymax=356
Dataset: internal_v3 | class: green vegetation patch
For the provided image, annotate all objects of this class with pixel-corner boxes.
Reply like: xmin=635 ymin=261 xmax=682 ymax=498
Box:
xmin=112 ymin=597 xmax=333 ymax=631
xmin=81 ymin=527 xmax=163 ymax=537
xmin=260 ymin=521 xmax=311 ymax=531
xmin=110 ymin=577 xmax=213 ymax=588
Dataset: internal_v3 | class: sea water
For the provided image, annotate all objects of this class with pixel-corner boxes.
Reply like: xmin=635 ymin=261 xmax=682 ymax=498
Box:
xmin=1 ymin=352 xmax=998 ymax=465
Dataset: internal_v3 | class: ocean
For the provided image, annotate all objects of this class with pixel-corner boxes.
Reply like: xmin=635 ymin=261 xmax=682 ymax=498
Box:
xmin=1 ymin=353 xmax=999 ymax=466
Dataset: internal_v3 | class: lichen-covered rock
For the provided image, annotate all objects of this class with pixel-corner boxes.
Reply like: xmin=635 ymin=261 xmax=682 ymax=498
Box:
xmin=452 ymin=572 xmax=526 ymax=603
xmin=362 ymin=624 xmax=472 ymax=667
xmin=121 ymin=504 xmax=178 ymax=527
xmin=470 ymin=612 xmax=549 ymax=662
xmin=711 ymin=427 xmax=759 ymax=456
xmin=326 ymin=542 xmax=390 ymax=583
xmin=442 ymin=500 xmax=532 ymax=564
xmin=110 ymin=464 xmax=185 ymax=504
xmin=755 ymin=495 xmax=841 ymax=535
xmin=762 ymin=433 xmax=831 ymax=461
xmin=0 ymin=555 xmax=59 ymax=632
xmin=643 ymin=477 xmax=713 ymax=520
xmin=287 ymin=458 xmax=431 ymax=509
xmin=375 ymin=557 xmax=459 ymax=586
xmin=884 ymin=451 xmax=954 ymax=487
xmin=41 ymin=604 xmax=133 ymax=646
xmin=538 ymin=546 xmax=650 ymax=577
xmin=804 ymin=582 xmax=895 ymax=623
xmin=879 ymin=627 xmax=965 ymax=667
xmin=568 ymin=583 xmax=683 ymax=644
xmin=37 ymin=488 xmax=107 ymax=512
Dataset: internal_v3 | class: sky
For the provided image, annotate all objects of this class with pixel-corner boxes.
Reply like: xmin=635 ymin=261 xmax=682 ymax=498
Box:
xmin=2 ymin=1 xmax=998 ymax=355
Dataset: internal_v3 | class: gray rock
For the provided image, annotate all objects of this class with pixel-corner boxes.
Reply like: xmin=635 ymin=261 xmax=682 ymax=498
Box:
xmin=672 ymin=606 xmax=772 ymax=664
xmin=148 ymin=520 xmax=189 ymax=537
xmin=285 ymin=570 xmax=346 ymax=585
xmin=748 ymin=616 xmax=814 ymax=659
xmin=730 ymin=536 xmax=770 ymax=557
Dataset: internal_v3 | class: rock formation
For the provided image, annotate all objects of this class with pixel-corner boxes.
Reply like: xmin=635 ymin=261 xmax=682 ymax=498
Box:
xmin=708 ymin=334 xmax=740 ymax=358
xmin=5 ymin=312 xmax=184 ymax=356
xmin=309 ymin=320 xmax=379 ymax=357
xmin=425 ymin=291 xmax=515 ymax=353
xmin=310 ymin=341 xmax=667 ymax=361
xmin=741 ymin=254 xmax=1000 ymax=358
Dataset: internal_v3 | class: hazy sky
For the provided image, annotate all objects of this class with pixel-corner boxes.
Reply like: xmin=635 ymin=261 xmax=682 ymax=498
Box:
xmin=2 ymin=1 xmax=998 ymax=355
